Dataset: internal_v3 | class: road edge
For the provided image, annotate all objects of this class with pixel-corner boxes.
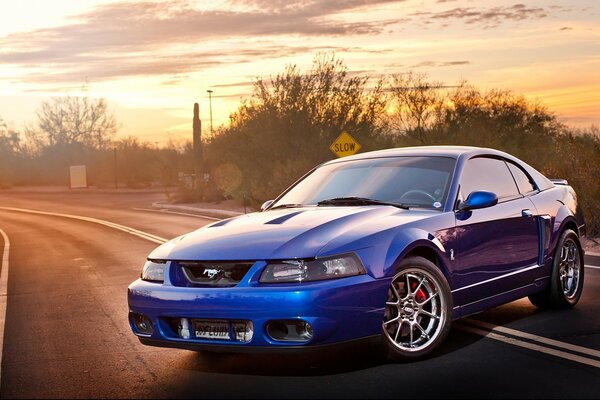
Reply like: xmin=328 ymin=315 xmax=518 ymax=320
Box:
xmin=151 ymin=202 xmax=244 ymax=218
xmin=0 ymin=228 xmax=10 ymax=390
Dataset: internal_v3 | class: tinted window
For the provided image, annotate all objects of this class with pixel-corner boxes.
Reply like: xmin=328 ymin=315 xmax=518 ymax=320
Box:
xmin=272 ymin=156 xmax=456 ymax=209
xmin=507 ymin=162 xmax=537 ymax=194
xmin=460 ymin=157 xmax=520 ymax=201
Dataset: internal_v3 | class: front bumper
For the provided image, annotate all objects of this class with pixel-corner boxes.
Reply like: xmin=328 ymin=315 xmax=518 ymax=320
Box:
xmin=128 ymin=271 xmax=389 ymax=350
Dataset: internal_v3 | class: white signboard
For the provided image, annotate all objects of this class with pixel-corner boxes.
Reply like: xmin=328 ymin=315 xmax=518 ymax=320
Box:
xmin=69 ymin=165 xmax=87 ymax=189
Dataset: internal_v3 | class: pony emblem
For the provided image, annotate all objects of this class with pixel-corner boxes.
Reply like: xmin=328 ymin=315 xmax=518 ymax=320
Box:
xmin=203 ymin=268 xmax=222 ymax=279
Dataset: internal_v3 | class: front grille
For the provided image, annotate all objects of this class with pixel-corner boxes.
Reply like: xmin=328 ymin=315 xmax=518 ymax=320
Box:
xmin=172 ymin=261 xmax=254 ymax=287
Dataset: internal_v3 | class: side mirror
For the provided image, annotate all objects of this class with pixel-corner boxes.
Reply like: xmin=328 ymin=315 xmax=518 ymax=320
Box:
xmin=260 ymin=200 xmax=274 ymax=211
xmin=460 ymin=191 xmax=498 ymax=211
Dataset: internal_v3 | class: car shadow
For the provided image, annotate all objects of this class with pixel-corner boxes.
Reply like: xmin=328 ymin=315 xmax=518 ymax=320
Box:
xmin=173 ymin=330 xmax=483 ymax=377
xmin=179 ymin=343 xmax=385 ymax=377
xmin=467 ymin=297 xmax=543 ymax=325
xmin=436 ymin=298 xmax=544 ymax=357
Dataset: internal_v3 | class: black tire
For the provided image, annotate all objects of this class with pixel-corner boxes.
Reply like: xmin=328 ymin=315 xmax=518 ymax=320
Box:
xmin=528 ymin=289 xmax=549 ymax=308
xmin=528 ymin=229 xmax=584 ymax=309
xmin=382 ymin=256 xmax=452 ymax=361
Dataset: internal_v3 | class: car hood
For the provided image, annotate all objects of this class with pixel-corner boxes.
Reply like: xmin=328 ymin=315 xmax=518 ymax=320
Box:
xmin=149 ymin=206 xmax=435 ymax=261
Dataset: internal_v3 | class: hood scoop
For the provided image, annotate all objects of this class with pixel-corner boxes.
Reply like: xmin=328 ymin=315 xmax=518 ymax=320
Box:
xmin=208 ymin=217 xmax=237 ymax=228
xmin=265 ymin=210 xmax=305 ymax=225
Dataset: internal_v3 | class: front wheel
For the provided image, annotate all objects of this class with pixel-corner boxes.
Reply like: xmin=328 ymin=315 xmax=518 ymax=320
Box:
xmin=529 ymin=229 xmax=584 ymax=309
xmin=382 ymin=257 xmax=452 ymax=360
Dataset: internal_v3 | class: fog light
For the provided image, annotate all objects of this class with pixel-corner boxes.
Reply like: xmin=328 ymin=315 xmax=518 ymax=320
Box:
xmin=266 ymin=320 xmax=313 ymax=342
xmin=132 ymin=313 xmax=153 ymax=336
xmin=303 ymin=321 xmax=314 ymax=339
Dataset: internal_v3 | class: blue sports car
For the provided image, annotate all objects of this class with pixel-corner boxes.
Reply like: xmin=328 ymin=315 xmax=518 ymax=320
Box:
xmin=128 ymin=146 xmax=585 ymax=359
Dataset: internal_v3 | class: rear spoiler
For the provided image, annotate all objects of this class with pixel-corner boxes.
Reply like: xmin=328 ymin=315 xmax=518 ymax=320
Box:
xmin=550 ymin=179 xmax=569 ymax=186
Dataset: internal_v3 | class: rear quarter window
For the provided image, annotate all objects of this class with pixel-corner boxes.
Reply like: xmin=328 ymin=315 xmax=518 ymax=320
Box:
xmin=507 ymin=162 xmax=537 ymax=194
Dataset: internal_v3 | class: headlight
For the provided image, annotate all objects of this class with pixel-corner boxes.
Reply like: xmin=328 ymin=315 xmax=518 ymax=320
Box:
xmin=141 ymin=260 xmax=166 ymax=282
xmin=259 ymin=254 xmax=365 ymax=283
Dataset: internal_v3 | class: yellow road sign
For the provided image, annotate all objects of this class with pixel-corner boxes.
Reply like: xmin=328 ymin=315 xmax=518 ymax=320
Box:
xmin=329 ymin=131 xmax=361 ymax=158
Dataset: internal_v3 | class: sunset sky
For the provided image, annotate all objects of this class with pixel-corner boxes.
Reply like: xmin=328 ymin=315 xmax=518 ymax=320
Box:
xmin=0 ymin=0 xmax=598 ymax=144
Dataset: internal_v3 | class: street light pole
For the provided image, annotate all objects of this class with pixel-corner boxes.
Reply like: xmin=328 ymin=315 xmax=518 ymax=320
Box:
xmin=207 ymin=89 xmax=213 ymax=134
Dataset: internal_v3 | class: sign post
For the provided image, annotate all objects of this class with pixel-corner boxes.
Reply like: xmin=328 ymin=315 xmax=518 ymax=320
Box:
xmin=329 ymin=131 xmax=361 ymax=158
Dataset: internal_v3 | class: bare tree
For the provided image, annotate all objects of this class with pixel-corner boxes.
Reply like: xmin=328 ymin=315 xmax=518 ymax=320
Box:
xmin=37 ymin=96 xmax=117 ymax=149
xmin=0 ymin=117 xmax=20 ymax=154
xmin=0 ymin=117 xmax=22 ymax=185
xmin=389 ymin=72 xmax=446 ymax=143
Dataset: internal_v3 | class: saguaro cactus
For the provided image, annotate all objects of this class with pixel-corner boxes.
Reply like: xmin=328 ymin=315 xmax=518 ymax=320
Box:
xmin=193 ymin=103 xmax=202 ymax=192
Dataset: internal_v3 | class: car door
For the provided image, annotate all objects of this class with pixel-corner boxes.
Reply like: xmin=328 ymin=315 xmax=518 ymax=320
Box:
xmin=451 ymin=156 xmax=540 ymax=306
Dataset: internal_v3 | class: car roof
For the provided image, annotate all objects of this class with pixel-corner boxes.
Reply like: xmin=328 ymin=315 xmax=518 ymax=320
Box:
xmin=322 ymin=145 xmax=554 ymax=191
xmin=324 ymin=145 xmax=501 ymax=163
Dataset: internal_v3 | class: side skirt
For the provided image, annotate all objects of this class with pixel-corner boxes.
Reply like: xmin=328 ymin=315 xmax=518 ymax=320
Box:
xmin=452 ymin=276 xmax=549 ymax=320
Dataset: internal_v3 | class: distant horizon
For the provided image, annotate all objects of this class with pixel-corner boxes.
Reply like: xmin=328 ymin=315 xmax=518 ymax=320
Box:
xmin=1 ymin=0 xmax=598 ymax=144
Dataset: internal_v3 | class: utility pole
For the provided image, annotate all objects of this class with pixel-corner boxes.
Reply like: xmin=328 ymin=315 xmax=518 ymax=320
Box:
xmin=193 ymin=103 xmax=202 ymax=195
xmin=207 ymin=89 xmax=213 ymax=134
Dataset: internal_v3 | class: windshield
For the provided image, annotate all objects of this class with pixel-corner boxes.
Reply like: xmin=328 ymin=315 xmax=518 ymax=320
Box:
xmin=271 ymin=156 xmax=456 ymax=210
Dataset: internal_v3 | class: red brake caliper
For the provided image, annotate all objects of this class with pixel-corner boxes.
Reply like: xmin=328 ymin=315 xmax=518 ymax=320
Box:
xmin=410 ymin=281 xmax=427 ymax=303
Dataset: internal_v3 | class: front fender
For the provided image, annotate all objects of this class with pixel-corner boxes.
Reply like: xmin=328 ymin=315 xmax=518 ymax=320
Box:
xmin=384 ymin=228 xmax=450 ymax=279
xmin=324 ymin=227 xmax=450 ymax=281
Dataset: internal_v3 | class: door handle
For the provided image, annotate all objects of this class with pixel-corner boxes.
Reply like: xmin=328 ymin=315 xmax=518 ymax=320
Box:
xmin=522 ymin=209 xmax=533 ymax=218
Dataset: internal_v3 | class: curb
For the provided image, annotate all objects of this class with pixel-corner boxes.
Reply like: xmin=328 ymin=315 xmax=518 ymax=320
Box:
xmin=151 ymin=202 xmax=245 ymax=218
xmin=586 ymin=251 xmax=600 ymax=257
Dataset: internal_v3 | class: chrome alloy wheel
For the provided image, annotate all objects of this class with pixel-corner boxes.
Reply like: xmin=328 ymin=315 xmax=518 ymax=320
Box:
xmin=559 ymin=238 xmax=581 ymax=299
xmin=383 ymin=268 xmax=447 ymax=352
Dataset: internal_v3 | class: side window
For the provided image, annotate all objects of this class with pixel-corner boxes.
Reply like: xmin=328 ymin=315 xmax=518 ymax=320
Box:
xmin=460 ymin=157 xmax=520 ymax=202
xmin=507 ymin=162 xmax=537 ymax=194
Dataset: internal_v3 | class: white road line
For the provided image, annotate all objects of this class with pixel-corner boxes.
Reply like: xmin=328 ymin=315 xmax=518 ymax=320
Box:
xmin=0 ymin=228 xmax=11 ymax=389
xmin=0 ymin=207 xmax=168 ymax=245
xmin=456 ymin=324 xmax=600 ymax=369
xmin=586 ymin=265 xmax=600 ymax=270
xmin=132 ymin=207 xmax=222 ymax=221
xmin=463 ymin=318 xmax=600 ymax=359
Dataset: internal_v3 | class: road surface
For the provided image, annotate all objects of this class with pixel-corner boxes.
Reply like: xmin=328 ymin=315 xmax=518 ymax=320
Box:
xmin=0 ymin=188 xmax=598 ymax=398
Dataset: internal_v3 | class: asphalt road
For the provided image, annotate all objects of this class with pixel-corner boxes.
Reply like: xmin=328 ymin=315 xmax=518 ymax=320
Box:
xmin=0 ymin=188 xmax=599 ymax=399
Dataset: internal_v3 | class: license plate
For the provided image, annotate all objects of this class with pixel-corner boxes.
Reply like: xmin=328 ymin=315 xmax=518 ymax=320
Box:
xmin=193 ymin=319 xmax=230 ymax=340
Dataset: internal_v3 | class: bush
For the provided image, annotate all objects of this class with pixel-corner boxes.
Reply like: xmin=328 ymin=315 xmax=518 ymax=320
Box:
xmin=205 ymin=54 xmax=390 ymax=206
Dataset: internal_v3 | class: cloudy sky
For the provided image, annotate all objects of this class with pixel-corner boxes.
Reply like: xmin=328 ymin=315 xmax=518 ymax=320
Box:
xmin=0 ymin=0 xmax=598 ymax=143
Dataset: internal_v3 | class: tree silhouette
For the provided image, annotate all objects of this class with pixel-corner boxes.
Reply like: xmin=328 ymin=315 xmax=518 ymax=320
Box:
xmin=207 ymin=54 xmax=389 ymax=201
xmin=37 ymin=96 xmax=117 ymax=149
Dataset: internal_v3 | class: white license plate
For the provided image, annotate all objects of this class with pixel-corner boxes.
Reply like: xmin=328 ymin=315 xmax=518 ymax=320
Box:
xmin=193 ymin=319 xmax=230 ymax=340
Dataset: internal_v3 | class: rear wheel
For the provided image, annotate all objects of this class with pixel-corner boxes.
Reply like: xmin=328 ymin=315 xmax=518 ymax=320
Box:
xmin=382 ymin=257 xmax=452 ymax=360
xmin=529 ymin=229 xmax=584 ymax=308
